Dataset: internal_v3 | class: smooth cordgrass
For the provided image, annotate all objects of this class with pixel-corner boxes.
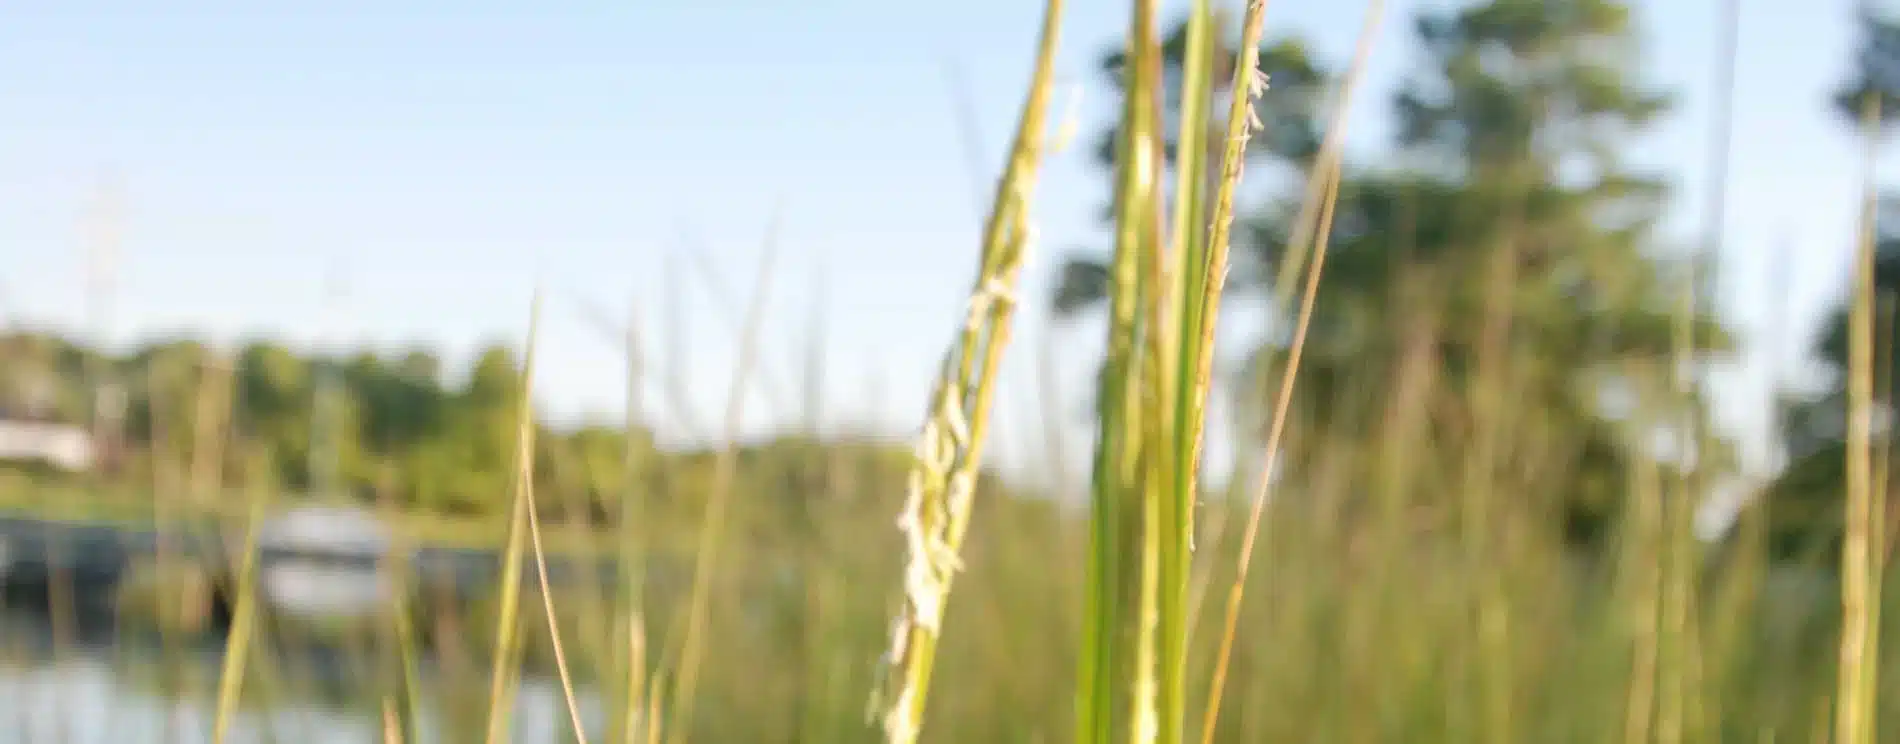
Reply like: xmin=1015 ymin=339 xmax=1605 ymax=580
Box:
xmin=871 ymin=1 xmax=1065 ymax=742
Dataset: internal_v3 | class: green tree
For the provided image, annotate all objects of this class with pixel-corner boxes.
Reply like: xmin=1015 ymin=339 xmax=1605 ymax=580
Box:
xmin=233 ymin=340 xmax=317 ymax=488
xmin=1053 ymin=19 xmax=1331 ymax=315
xmin=1056 ymin=0 xmax=1730 ymax=545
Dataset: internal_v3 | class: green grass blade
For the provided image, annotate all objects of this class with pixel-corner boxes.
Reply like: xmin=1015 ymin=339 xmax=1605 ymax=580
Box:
xmin=873 ymin=3 xmax=1065 ymax=742
xmin=1157 ymin=3 xmax=1217 ymax=742
xmin=211 ymin=446 xmax=268 ymax=744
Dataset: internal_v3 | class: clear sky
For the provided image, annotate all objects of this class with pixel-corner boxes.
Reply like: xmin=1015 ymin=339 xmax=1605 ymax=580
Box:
xmin=0 ymin=0 xmax=1883 ymax=488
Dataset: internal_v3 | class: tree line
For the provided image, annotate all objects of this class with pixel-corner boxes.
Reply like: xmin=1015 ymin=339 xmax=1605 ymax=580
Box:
xmin=0 ymin=0 xmax=1892 ymax=558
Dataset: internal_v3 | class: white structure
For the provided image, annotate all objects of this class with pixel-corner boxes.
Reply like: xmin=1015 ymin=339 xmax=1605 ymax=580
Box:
xmin=0 ymin=419 xmax=94 ymax=471
xmin=256 ymin=505 xmax=393 ymax=619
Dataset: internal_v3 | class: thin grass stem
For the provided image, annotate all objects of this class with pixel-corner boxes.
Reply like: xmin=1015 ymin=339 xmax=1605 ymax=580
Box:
xmin=668 ymin=217 xmax=780 ymax=744
xmin=872 ymin=2 xmax=1065 ymax=742
xmin=1197 ymin=4 xmax=1383 ymax=740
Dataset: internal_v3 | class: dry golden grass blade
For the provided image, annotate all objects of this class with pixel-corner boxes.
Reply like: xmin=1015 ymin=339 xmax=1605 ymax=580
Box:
xmin=512 ymin=291 xmax=595 ymax=744
xmin=1197 ymin=3 xmax=1384 ymax=741
xmin=484 ymin=294 xmax=547 ymax=744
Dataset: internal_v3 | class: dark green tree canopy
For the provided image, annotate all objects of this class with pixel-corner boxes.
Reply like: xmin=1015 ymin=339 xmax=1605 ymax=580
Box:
xmin=1092 ymin=21 xmax=1331 ymax=174
xmin=1053 ymin=18 xmax=1331 ymax=317
xmin=1056 ymin=0 xmax=1730 ymax=548
xmin=1396 ymin=0 xmax=1670 ymax=172
xmin=1834 ymin=10 xmax=1900 ymax=128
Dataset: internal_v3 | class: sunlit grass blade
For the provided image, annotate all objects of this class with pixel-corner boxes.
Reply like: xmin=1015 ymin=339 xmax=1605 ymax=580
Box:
xmin=1127 ymin=0 xmax=1173 ymax=741
xmin=1074 ymin=0 xmax=1159 ymax=740
xmin=1148 ymin=3 xmax=1219 ymax=743
xmin=873 ymin=2 xmax=1065 ymax=742
xmin=1866 ymin=291 xmax=1893 ymax=733
xmin=1197 ymin=2 xmax=1384 ymax=741
xmin=1836 ymin=91 xmax=1882 ymax=744
xmin=510 ymin=295 xmax=592 ymax=744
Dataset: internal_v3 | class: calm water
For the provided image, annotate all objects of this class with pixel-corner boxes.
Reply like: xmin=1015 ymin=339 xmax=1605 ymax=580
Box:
xmin=0 ymin=634 xmax=605 ymax=743
xmin=0 ymin=575 xmax=610 ymax=744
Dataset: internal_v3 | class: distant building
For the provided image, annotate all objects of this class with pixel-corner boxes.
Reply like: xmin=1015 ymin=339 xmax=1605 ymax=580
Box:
xmin=0 ymin=415 xmax=95 ymax=472
xmin=256 ymin=505 xmax=394 ymax=618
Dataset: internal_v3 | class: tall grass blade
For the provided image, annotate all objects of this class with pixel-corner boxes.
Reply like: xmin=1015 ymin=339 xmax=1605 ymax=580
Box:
xmin=1836 ymin=92 xmax=1882 ymax=744
xmin=1127 ymin=0 xmax=1174 ymax=741
xmin=1148 ymin=3 xmax=1218 ymax=743
xmin=212 ymin=448 xmax=268 ymax=744
xmin=617 ymin=298 xmax=653 ymax=744
xmin=518 ymin=298 xmax=593 ymax=743
xmin=873 ymin=2 xmax=1065 ymax=741
xmin=1197 ymin=3 xmax=1384 ymax=740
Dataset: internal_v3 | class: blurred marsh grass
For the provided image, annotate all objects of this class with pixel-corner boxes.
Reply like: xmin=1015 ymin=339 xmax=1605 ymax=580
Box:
xmin=668 ymin=220 xmax=778 ymax=744
xmin=482 ymin=296 xmax=547 ymax=744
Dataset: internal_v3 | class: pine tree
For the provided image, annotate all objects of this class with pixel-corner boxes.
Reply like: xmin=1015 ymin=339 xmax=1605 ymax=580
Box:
xmin=1055 ymin=0 xmax=1731 ymax=546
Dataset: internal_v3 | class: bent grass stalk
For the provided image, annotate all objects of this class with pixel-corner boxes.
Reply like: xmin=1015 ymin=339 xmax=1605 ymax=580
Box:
xmin=516 ymin=294 xmax=595 ymax=744
xmin=485 ymin=297 xmax=546 ymax=744
xmin=873 ymin=1 xmax=1065 ymax=741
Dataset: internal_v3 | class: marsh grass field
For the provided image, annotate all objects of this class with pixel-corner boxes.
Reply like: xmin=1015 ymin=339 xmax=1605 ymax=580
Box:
xmin=5 ymin=0 xmax=1900 ymax=742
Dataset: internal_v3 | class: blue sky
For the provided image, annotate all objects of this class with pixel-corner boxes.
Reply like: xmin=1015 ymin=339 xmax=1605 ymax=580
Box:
xmin=0 ymin=0 xmax=1882 ymax=487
